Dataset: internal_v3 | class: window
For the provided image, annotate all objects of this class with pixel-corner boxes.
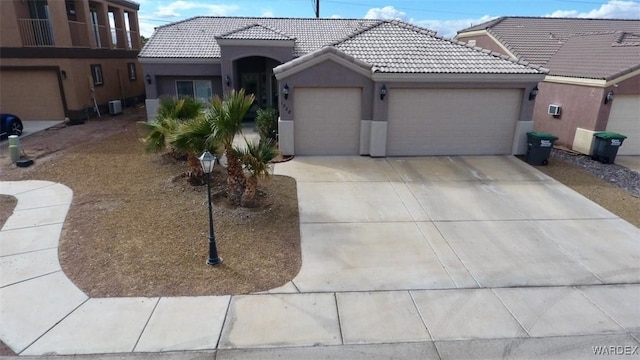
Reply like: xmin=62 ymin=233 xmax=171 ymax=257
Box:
xmin=176 ymin=80 xmax=212 ymax=101
xmin=127 ymin=63 xmax=136 ymax=81
xmin=90 ymin=64 xmax=103 ymax=86
xmin=65 ymin=0 xmax=77 ymax=20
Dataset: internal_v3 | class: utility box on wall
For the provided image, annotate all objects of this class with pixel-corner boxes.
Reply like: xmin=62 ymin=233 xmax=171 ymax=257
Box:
xmin=548 ymin=104 xmax=561 ymax=116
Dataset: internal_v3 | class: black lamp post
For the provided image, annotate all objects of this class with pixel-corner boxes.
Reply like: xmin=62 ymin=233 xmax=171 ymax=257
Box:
xmin=199 ymin=151 xmax=222 ymax=266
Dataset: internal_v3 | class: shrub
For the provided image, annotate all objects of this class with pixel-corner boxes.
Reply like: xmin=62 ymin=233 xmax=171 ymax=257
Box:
xmin=255 ymin=107 xmax=278 ymax=143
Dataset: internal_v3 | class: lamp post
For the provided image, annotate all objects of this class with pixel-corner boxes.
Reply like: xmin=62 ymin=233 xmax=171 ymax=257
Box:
xmin=199 ymin=151 xmax=222 ymax=266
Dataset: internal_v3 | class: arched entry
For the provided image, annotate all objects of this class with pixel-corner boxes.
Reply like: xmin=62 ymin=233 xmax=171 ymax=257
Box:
xmin=234 ymin=56 xmax=281 ymax=118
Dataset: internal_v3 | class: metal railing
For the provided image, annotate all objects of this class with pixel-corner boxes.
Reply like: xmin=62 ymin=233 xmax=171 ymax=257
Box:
xmin=110 ymin=27 xmax=125 ymax=49
xmin=18 ymin=18 xmax=55 ymax=46
xmin=92 ymin=24 xmax=109 ymax=48
xmin=126 ymin=29 xmax=138 ymax=50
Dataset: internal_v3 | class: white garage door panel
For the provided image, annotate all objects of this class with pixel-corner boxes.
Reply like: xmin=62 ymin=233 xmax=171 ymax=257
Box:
xmin=387 ymin=89 xmax=522 ymax=156
xmin=294 ymin=88 xmax=361 ymax=155
xmin=607 ymin=95 xmax=640 ymax=155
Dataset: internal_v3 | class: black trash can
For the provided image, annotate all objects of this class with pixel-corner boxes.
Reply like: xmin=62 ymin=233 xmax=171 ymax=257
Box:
xmin=592 ymin=132 xmax=627 ymax=164
xmin=526 ymin=132 xmax=558 ymax=166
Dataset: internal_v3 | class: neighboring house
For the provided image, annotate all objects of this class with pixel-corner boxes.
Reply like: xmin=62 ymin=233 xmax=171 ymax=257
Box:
xmin=140 ymin=17 xmax=545 ymax=157
xmin=457 ymin=17 xmax=640 ymax=156
xmin=0 ymin=0 xmax=145 ymax=121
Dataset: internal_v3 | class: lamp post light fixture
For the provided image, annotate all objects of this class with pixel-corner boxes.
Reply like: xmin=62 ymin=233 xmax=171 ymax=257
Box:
xmin=199 ymin=151 xmax=222 ymax=266
xmin=225 ymin=75 xmax=231 ymax=87
xmin=145 ymin=74 xmax=152 ymax=85
xmin=283 ymin=83 xmax=290 ymax=99
xmin=380 ymin=84 xmax=387 ymax=100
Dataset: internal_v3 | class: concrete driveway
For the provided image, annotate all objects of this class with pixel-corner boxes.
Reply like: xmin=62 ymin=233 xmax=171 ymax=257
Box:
xmin=274 ymin=156 xmax=640 ymax=292
xmin=2 ymin=155 xmax=639 ymax=357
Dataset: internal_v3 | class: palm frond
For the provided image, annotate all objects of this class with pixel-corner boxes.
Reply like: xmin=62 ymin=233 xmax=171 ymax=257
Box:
xmin=140 ymin=117 xmax=181 ymax=153
xmin=235 ymin=138 xmax=278 ymax=177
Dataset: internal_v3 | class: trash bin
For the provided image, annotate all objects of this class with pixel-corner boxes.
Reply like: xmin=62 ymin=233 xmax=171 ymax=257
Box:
xmin=525 ymin=132 xmax=558 ymax=166
xmin=591 ymin=132 xmax=626 ymax=164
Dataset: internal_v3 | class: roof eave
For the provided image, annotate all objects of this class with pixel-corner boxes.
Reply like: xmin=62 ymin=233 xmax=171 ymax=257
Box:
xmin=372 ymin=72 xmax=546 ymax=83
xmin=545 ymin=67 xmax=640 ymax=87
xmin=274 ymin=46 xmax=372 ymax=80
xmin=138 ymin=57 xmax=221 ymax=64
xmin=215 ymin=38 xmax=295 ymax=47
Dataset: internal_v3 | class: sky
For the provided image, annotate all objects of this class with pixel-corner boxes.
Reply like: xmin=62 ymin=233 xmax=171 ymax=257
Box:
xmin=136 ymin=0 xmax=640 ymax=38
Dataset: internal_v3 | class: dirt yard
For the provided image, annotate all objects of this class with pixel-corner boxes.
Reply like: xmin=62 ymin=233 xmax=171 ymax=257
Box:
xmin=0 ymin=105 xmax=301 ymax=299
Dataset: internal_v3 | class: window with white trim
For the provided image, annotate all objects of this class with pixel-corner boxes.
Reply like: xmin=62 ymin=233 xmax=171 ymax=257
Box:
xmin=127 ymin=63 xmax=136 ymax=81
xmin=176 ymin=80 xmax=212 ymax=101
xmin=90 ymin=64 xmax=103 ymax=86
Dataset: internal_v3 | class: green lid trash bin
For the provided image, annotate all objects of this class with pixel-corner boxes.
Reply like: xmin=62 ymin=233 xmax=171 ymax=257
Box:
xmin=526 ymin=132 xmax=558 ymax=166
xmin=592 ymin=132 xmax=627 ymax=164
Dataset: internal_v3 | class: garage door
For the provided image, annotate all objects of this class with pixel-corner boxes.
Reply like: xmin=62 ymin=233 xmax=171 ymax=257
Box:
xmin=0 ymin=69 xmax=65 ymax=120
xmin=294 ymin=87 xmax=361 ymax=155
xmin=607 ymin=95 xmax=639 ymax=155
xmin=387 ymin=88 xmax=522 ymax=156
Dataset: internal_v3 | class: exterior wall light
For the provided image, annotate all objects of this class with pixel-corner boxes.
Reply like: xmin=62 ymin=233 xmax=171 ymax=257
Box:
xmin=225 ymin=75 xmax=231 ymax=87
xmin=529 ymin=85 xmax=539 ymax=101
xmin=604 ymin=90 xmax=614 ymax=104
xmin=283 ymin=84 xmax=290 ymax=99
xmin=380 ymin=84 xmax=387 ymax=100
xmin=145 ymin=74 xmax=152 ymax=85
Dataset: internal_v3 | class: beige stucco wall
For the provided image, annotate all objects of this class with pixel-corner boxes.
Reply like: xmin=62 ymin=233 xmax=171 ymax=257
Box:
xmin=1 ymin=57 xmax=145 ymax=113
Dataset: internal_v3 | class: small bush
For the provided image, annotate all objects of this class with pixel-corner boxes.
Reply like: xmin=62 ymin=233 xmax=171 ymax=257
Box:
xmin=255 ymin=107 xmax=278 ymax=143
xmin=156 ymin=96 xmax=203 ymax=121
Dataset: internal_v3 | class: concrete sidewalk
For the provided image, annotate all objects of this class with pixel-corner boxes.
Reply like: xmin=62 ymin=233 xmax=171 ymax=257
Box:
xmin=1 ymin=156 xmax=639 ymax=358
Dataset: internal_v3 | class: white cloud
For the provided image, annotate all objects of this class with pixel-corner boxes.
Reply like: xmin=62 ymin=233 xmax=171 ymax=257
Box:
xmin=261 ymin=10 xmax=274 ymax=17
xmin=545 ymin=0 xmax=640 ymax=18
xmin=138 ymin=17 xmax=158 ymax=38
xmin=364 ymin=6 xmax=407 ymax=21
xmin=330 ymin=14 xmax=342 ymax=19
xmin=154 ymin=1 xmax=238 ymax=18
xmin=413 ymin=15 xmax=495 ymax=38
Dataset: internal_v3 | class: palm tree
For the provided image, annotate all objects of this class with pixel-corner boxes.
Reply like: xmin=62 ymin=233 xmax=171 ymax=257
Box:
xmin=140 ymin=116 xmax=181 ymax=153
xmin=235 ymin=138 xmax=278 ymax=207
xmin=170 ymin=116 xmax=219 ymax=184
xmin=141 ymin=96 xmax=203 ymax=155
xmin=207 ymin=89 xmax=255 ymax=205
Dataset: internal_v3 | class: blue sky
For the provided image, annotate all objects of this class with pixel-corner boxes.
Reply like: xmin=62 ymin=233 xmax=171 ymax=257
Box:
xmin=137 ymin=0 xmax=640 ymax=38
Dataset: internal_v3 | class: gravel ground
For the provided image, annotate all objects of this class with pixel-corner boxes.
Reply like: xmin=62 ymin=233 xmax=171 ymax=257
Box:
xmin=549 ymin=149 xmax=640 ymax=197
xmin=532 ymin=149 xmax=640 ymax=227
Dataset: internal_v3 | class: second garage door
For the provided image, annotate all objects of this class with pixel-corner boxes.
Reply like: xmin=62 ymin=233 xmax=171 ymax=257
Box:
xmin=0 ymin=69 xmax=65 ymax=120
xmin=607 ymin=94 xmax=639 ymax=155
xmin=294 ymin=87 xmax=361 ymax=155
xmin=387 ymin=88 xmax=522 ymax=156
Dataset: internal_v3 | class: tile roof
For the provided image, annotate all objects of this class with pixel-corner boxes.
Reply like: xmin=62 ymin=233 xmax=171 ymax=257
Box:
xmin=544 ymin=31 xmax=640 ymax=80
xmin=331 ymin=21 xmax=543 ymax=74
xmin=139 ymin=17 xmax=380 ymax=58
xmin=458 ymin=17 xmax=640 ymax=67
xmin=142 ymin=17 xmax=544 ymax=76
xmin=216 ymin=23 xmax=295 ymax=41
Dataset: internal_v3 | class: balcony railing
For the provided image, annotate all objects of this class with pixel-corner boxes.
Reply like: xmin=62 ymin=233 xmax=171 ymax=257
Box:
xmin=18 ymin=19 xmax=55 ymax=46
xmin=126 ymin=29 xmax=138 ymax=50
xmin=68 ymin=20 xmax=90 ymax=47
xmin=92 ymin=24 xmax=109 ymax=48
xmin=110 ymin=27 xmax=125 ymax=49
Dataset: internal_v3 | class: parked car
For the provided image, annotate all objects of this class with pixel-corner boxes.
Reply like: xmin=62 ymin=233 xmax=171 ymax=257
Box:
xmin=0 ymin=113 xmax=23 ymax=139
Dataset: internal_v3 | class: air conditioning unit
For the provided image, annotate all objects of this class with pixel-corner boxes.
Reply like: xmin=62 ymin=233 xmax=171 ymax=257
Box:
xmin=108 ymin=100 xmax=122 ymax=115
xmin=548 ymin=104 xmax=561 ymax=116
